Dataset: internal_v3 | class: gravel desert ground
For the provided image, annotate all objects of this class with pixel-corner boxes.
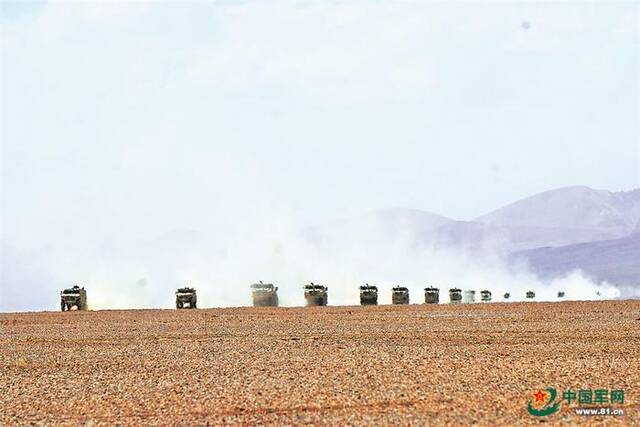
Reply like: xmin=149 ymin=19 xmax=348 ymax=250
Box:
xmin=1 ymin=301 xmax=639 ymax=425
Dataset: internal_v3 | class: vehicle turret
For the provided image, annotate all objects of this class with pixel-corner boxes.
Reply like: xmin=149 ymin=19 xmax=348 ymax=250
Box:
xmin=424 ymin=287 xmax=440 ymax=304
xmin=391 ymin=286 xmax=410 ymax=304
xmin=304 ymin=282 xmax=328 ymax=306
xmin=449 ymin=288 xmax=462 ymax=304
xmin=359 ymin=284 xmax=378 ymax=305
xmin=175 ymin=286 xmax=197 ymax=309
xmin=60 ymin=285 xmax=87 ymax=311
xmin=251 ymin=281 xmax=279 ymax=307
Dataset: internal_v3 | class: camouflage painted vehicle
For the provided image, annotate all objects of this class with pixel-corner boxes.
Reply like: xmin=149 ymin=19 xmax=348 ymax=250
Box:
xmin=60 ymin=285 xmax=87 ymax=311
xmin=391 ymin=286 xmax=410 ymax=304
xmin=462 ymin=290 xmax=476 ymax=303
xmin=503 ymin=292 xmax=511 ymax=299
xmin=557 ymin=291 xmax=565 ymax=298
xmin=526 ymin=290 xmax=536 ymax=299
xmin=480 ymin=290 xmax=492 ymax=302
xmin=449 ymin=288 xmax=462 ymax=304
xmin=251 ymin=281 xmax=279 ymax=307
xmin=359 ymin=284 xmax=378 ymax=305
xmin=304 ymin=283 xmax=328 ymax=306
xmin=175 ymin=287 xmax=197 ymax=309
xmin=424 ymin=287 xmax=440 ymax=304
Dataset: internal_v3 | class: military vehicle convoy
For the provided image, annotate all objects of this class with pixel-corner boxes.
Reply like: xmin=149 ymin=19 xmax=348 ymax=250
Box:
xmin=449 ymin=288 xmax=462 ymax=304
xmin=60 ymin=286 xmax=87 ymax=311
xmin=304 ymin=283 xmax=328 ymax=306
xmin=391 ymin=286 xmax=410 ymax=304
xmin=251 ymin=281 xmax=279 ymax=307
xmin=175 ymin=287 xmax=197 ymax=309
xmin=359 ymin=284 xmax=378 ymax=305
xmin=54 ymin=280 xmax=576 ymax=310
xmin=424 ymin=287 xmax=440 ymax=304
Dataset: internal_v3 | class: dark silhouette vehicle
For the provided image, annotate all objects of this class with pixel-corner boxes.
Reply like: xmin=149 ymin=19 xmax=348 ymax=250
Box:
xmin=304 ymin=283 xmax=328 ymax=306
xmin=424 ymin=287 xmax=440 ymax=304
xmin=391 ymin=286 xmax=410 ymax=304
xmin=251 ymin=281 xmax=279 ymax=307
xmin=557 ymin=291 xmax=565 ymax=298
xmin=449 ymin=288 xmax=462 ymax=304
xmin=480 ymin=290 xmax=492 ymax=302
xmin=175 ymin=287 xmax=197 ymax=309
xmin=60 ymin=285 xmax=87 ymax=311
xmin=503 ymin=292 xmax=511 ymax=299
xmin=359 ymin=284 xmax=378 ymax=305
xmin=526 ymin=290 xmax=536 ymax=299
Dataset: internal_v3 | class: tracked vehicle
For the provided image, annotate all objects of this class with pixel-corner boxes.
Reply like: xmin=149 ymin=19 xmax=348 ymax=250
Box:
xmin=462 ymin=290 xmax=476 ymax=303
xmin=60 ymin=285 xmax=87 ymax=311
xmin=359 ymin=284 xmax=378 ymax=305
xmin=449 ymin=288 xmax=462 ymax=304
xmin=175 ymin=287 xmax=197 ymax=309
xmin=251 ymin=281 xmax=279 ymax=307
xmin=391 ymin=286 xmax=410 ymax=304
xmin=424 ymin=287 xmax=440 ymax=304
xmin=526 ymin=290 xmax=536 ymax=299
xmin=304 ymin=283 xmax=328 ymax=306
xmin=480 ymin=290 xmax=492 ymax=302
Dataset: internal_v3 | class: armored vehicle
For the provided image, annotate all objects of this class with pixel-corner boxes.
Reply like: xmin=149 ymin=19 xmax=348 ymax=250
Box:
xmin=557 ymin=291 xmax=565 ymax=298
xmin=503 ymin=292 xmax=511 ymax=299
xmin=304 ymin=282 xmax=328 ymax=306
xmin=251 ymin=281 xmax=279 ymax=307
xmin=60 ymin=285 xmax=87 ymax=311
xmin=480 ymin=290 xmax=492 ymax=302
xmin=175 ymin=287 xmax=197 ymax=309
xmin=359 ymin=284 xmax=378 ymax=305
xmin=449 ymin=288 xmax=462 ymax=304
xmin=424 ymin=287 xmax=440 ymax=304
xmin=391 ymin=286 xmax=409 ymax=304
xmin=462 ymin=290 xmax=476 ymax=303
xmin=526 ymin=290 xmax=536 ymax=299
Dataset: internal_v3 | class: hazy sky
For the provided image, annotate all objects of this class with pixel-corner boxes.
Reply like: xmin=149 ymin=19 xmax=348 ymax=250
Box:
xmin=1 ymin=1 xmax=639 ymax=246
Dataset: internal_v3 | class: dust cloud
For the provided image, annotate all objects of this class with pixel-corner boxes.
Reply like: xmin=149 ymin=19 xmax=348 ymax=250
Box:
xmin=1 ymin=217 xmax=618 ymax=312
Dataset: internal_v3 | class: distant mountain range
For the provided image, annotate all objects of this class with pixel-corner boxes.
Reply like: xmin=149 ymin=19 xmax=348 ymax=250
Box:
xmin=511 ymin=233 xmax=640 ymax=287
xmin=309 ymin=186 xmax=640 ymax=289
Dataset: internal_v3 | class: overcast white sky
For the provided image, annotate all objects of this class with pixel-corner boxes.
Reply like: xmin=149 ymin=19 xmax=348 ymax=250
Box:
xmin=1 ymin=0 xmax=639 ymax=246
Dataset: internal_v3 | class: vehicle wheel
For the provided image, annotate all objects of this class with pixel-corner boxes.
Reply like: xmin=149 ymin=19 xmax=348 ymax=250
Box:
xmin=176 ymin=301 xmax=183 ymax=309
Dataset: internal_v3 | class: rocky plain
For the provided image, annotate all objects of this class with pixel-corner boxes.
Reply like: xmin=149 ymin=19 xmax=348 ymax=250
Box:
xmin=1 ymin=300 xmax=638 ymax=425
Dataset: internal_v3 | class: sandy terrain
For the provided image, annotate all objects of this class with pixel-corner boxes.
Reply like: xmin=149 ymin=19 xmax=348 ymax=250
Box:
xmin=1 ymin=301 xmax=639 ymax=425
